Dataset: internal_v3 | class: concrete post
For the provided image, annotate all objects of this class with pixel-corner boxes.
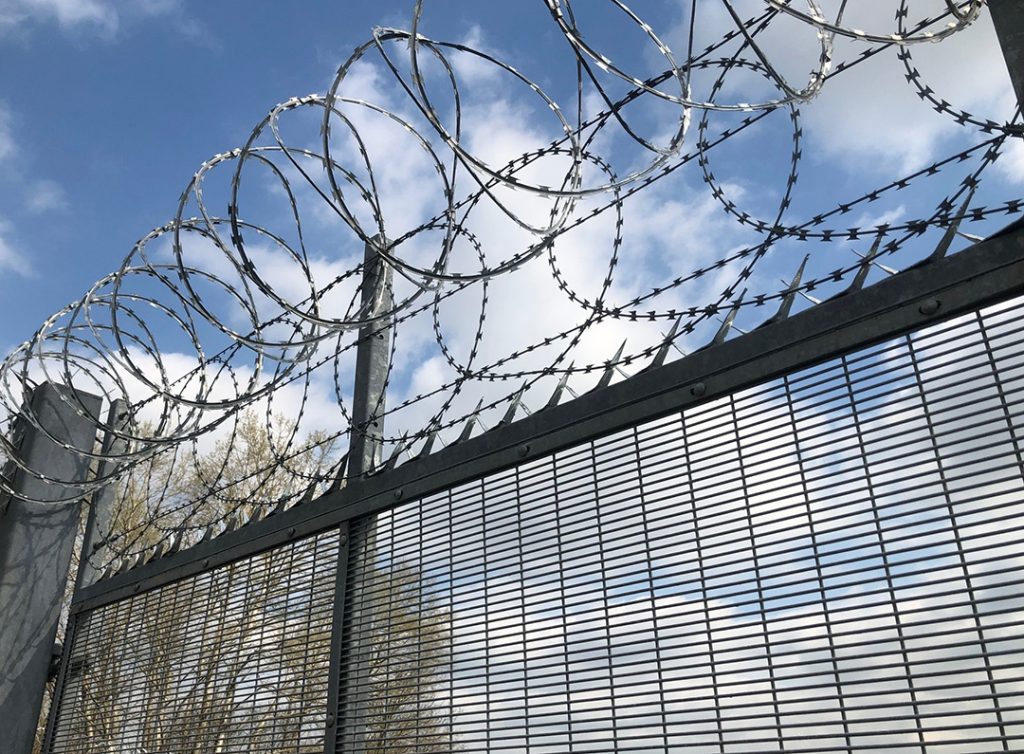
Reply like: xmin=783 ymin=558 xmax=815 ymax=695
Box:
xmin=75 ymin=398 xmax=129 ymax=590
xmin=991 ymin=0 xmax=1024 ymax=111
xmin=0 ymin=382 xmax=101 ymax=754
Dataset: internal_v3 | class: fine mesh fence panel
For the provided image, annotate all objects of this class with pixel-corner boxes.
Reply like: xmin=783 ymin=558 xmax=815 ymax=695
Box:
xmin=48 ymin=529 xmax=340 ymax=754
xmin=339 ymin=295 xmax=1024 ymax=754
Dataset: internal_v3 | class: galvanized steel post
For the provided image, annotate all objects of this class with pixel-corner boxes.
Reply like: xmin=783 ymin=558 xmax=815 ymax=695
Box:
xmin=329 ymin=236 xmax=393 ymax=754
xmin=348 ymin=235 xmax=394 ymax=478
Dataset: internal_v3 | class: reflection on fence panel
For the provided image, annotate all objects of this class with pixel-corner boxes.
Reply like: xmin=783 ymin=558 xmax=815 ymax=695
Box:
xmin=47 ymin=530 xmax=340 ymax=754
xmin=340 ymin=295 xmax=1024 ymax=753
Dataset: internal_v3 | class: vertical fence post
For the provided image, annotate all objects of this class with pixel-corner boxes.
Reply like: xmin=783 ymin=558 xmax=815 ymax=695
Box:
xmin=991 ymin=0 xmax=1024 ymax=111
xmin=75 ymin=399 xmax=128 ymax=591
xmin=349 ymin=235 xmax=394 ymax=478
xmin=0 ymin=382 xmax=101 ymax=754
xmin=327 ymin=236 xmax=394 ymax=754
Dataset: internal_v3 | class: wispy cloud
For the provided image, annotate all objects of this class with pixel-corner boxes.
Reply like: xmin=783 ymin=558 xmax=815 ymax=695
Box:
xmin=0 ymin=0 xmax=209 ymax=43
xmin=0 ymin=103 xmax=13 ymax=163
xmin=24 ymin=178 xmax=67 ymax=213
xmin=0 ymin=222 xmax=33 ymax=277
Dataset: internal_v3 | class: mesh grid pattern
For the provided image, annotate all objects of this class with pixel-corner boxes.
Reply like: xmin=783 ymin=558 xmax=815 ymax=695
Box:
xmin=340 ymin=296 xmax=1024 ymax=754
xmin=48 ymin=530 xmax=340 ymax=754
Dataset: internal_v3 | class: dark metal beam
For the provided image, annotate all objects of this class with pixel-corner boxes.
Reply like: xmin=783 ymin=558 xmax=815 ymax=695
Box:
xmin=73 ymin=223 xmax=1024 ymax=614
xmin=991 ymin=0 xmax=1024 ymax=111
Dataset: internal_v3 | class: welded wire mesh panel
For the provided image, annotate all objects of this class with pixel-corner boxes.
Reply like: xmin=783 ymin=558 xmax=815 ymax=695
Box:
xmin=47 ymin=529 xmax=340 ymax=754
xmin=339 ymin=295 xmax=1024 ymax=754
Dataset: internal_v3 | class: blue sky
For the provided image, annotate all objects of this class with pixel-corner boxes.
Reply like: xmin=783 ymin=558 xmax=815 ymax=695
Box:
xmin=0 ymin=0 xmax=1020 ymax=451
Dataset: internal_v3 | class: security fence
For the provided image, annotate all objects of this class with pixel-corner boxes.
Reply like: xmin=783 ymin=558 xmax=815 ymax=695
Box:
xmin=44 ymin=226 xmax=1024 ymax=753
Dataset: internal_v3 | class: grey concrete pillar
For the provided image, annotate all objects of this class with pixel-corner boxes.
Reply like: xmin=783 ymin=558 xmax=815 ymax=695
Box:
xmin=0 ymin=382 xmax=101 ymax=754
xmin=991 ymin=0 xmax=1024 ymax=111
xmin=75 ymin=398 xmax=129 ymax=590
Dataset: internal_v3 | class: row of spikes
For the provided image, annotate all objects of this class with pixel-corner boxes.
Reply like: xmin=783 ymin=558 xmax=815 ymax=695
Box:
xmin=94 ymin=194 xmax=975 ymax=583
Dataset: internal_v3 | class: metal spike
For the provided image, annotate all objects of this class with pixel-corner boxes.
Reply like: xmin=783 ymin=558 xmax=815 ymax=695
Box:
xmin=762 ymin=257 xmax=807 ymax=328
xmin=457 ymin=399 xmax=485 ymax=444
xmin=269 ymin=493 xmax=291 ymax=516
xmin=245 ymin=505 xmax=266 ymax=526
xmin=98 ymin=565 xmax=115 ymax=581
xmin=930 ymin=186 xmax=976 ymax=261
xmin=647 ymin=316 xmax=683 ymax=371
xmin=500 ymin=382 xmax=530 ymax=425
xmin=381 ymin=435 xmax=409 ymax=472
xmin=843 ymin=232 xmax=891 ymax=296
xmin=145 ymin=542 xmax=166 ymax=564
xmin=712 ymin=289 xmax=746 ymax=345
xmin=789 ymin=282 xmax=821 ymax=306
xmin=546 ymin=368 xmax=573 ymax=408
xmin=166 ymin=531 xmax=183 ymax=555
xmin=595 ymin=340 xmax=626 ymax=390
xmin=200 ymin=523 xmax=218 ymax=543
xmin=295 ymin=481 xmax=320 ymax=507
xmin=221 ymin=513 xmax=240 ymax=534
xmin=327 ymin=452 xmax=350 ymax=493
xmin=416 ymin=428 xmax=439 ymax=459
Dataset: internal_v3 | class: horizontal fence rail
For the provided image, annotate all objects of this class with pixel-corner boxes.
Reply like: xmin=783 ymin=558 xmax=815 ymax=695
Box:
xmin=44 ymin=227 xmax=1024 ymax=754
xmin=69 ymin=223 xmax=1024 ymax=614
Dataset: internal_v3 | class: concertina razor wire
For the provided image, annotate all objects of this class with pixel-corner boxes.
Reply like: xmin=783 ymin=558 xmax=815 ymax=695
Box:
xmin=0 ymin=0 xmax=1018 ymax=575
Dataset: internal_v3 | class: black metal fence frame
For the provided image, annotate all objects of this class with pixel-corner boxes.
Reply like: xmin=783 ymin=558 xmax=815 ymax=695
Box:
xmin=46 ymin=219 xmax=1024 ymax=753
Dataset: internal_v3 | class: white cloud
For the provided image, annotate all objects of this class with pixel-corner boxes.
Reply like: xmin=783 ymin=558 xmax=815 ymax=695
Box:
xmin=662 ymin=2 xmax=1014 ymax=175
xmin=994 ymin=101 xmax=1024 ymax=185
xmin=0 ymin=0 xmax=119 ymax=35
xmin=0 ymin=221 xmax=33 ymax=276
xmin=803 ymin=11 xmax=1013 ymax=174
xmin=0 ymin=0 xmax=199 ymax=40
xmin=0 ymin=102 xmax=13 ymax=162
xmin=25 ymin=178 xmax=66 ymax=213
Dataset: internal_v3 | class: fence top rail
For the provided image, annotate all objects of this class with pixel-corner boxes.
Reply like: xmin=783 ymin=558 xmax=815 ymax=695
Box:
xmin=72 ymin=220 xmax=1024 ymax=614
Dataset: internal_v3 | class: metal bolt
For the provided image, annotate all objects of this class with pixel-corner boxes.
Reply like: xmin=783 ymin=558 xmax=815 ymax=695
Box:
xmin=133 ymin=584 xmax=140 ymax=594
xmin=339 ymin=533 xmax=348 ymax=546
xmin=918 ymin=299 xmax=941 ymax=315
xmin=393 ymin=488 xmax=404 ymax=501
xmin=517 ymin=444 xmax=530 ymax=458
xmin=691 ymin=382 xmax=707 ymax=397
xmin=202 ymin=559 xmax=210 ymax=569
xmin=326 ymin=713 xmax=336 ymax=728
xmin=288 ymin=527 xmax=296 ymax=537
